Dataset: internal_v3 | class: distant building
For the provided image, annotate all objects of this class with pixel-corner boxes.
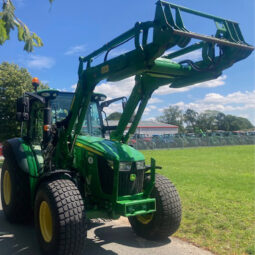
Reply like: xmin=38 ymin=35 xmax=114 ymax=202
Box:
xmin=106 ymin=120 xmax=178 ymax=137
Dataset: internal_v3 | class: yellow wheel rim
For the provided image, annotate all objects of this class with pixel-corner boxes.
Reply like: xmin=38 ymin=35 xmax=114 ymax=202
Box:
xmin=3 ymin=170 xmax=11 ymax=205
xmin=136 ymin=213 xmax=154 ymax=224
xmin=39 ymin=201 xmax=53 ymax=243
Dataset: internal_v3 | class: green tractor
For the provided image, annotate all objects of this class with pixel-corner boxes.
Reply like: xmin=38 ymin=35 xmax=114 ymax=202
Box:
xmin=1 ymin=1 xmax=253 ymax=255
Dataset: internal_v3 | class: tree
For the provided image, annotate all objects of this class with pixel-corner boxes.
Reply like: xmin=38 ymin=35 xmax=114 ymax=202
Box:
xmin=0 ymin=62 xmax=48 ymax=141
xmin=0 ymin=0 xmax=53 ymax=51
xmin=215 ymin=112 xmax=228 ymax=130
xmin=224 ymin=115 xmax=253 ymax=131
xmin=106 ymin=112 xmax=122 ymax=121
xmin=195 ymin=110 xmax=219 ymax=132
xmin=183 ymin=108 xmax=198 ymax=133
xmin=157 ymin=106 xmax=184 ymax=132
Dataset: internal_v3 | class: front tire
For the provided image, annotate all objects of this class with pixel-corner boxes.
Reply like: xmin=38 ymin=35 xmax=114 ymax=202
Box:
xmin=129 ymin=174 xmax=182 ymax=240
xmin=34 ymin=179 xmax=86 ymax=255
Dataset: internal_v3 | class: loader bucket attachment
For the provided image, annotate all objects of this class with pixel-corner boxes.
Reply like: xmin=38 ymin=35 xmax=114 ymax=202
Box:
xmin=154 ymin=1 xmax=253 ymax=51
xmin=152 ymin=1 xmax=254 ymax=88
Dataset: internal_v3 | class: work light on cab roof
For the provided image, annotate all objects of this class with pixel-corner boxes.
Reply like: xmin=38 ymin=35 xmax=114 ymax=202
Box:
xmin=32 ymin=77 xmax=40 ymax=92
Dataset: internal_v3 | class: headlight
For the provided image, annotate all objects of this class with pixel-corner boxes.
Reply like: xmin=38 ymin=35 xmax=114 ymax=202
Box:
xmin=136 ymin=160 xmax=145 ymax=170
xmin=119 ymin=162 xmax=132 ymax=172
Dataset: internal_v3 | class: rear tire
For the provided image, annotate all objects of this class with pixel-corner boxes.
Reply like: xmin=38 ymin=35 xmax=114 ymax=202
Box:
xmin=1 ymin=146 xmax=31 ymax=223
xmin=128 ymin=174 xmax=182 ymax=240
xmin=34 ymin=179 xmax=86 ymax=255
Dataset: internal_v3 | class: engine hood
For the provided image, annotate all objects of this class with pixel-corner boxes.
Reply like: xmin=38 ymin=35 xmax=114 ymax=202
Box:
xmin=75 ymin=135 xmax=145 ymax=162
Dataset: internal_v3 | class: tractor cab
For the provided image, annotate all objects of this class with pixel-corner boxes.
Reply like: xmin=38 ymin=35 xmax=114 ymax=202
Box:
xmin=16 ymin=89 xmax=108 ymax=140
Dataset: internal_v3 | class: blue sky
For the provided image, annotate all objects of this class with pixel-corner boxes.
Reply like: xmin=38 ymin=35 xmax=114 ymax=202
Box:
xmin=1 ymin=0 xmax=255 ymax=123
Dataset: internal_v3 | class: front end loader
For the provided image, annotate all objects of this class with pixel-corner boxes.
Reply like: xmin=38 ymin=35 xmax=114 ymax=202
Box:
xmin=1 ymin=1 xmax=253 ymax=255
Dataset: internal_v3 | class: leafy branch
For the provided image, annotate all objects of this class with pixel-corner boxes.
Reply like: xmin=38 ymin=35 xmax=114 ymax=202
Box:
xmin=0 ymin=0 xmax=53 ymax=52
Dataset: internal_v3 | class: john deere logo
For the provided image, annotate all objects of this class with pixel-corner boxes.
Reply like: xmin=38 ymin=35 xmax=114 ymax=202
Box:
xmin=101 ymin=65 xmax=109 ymax=74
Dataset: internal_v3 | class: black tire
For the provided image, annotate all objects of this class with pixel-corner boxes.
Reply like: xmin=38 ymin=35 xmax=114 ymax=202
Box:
xmin=34 ymin=179 xmax=86 ymax=255
xmin=0 ymin=146 xmax=31 ymax=223
xmin=128 ymin=174 xmax=182 ymax=240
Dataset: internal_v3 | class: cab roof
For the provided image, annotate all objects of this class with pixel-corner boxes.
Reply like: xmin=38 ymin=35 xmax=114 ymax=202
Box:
xmin=37 ymin=89 xmax=107 ymax=101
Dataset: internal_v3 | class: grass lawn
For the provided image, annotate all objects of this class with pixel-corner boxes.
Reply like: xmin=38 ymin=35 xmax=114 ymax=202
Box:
xmin=142 ymin=145 xmax=255 ymax=255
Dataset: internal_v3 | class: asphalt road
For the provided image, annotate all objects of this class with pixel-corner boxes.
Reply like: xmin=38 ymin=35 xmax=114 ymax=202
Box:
xmin=0 ymin=167 xmax=213 ymax=255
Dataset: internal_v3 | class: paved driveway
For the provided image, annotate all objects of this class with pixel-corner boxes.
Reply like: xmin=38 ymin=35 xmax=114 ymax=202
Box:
xmin=0 ymin=167 xmax=213 ymax=255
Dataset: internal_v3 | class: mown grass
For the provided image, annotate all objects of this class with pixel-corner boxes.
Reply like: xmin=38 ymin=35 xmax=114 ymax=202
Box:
xmin=142 ymin=145 xmax=255 ymax=255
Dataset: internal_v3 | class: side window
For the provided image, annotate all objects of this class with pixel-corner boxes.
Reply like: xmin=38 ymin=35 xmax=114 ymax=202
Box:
xmin=28 ymin=101 xmax=44 ymax=145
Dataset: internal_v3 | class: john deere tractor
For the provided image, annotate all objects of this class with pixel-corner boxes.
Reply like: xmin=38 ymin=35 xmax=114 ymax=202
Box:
xmin=1 ymin=1 xmax=253 ymax=255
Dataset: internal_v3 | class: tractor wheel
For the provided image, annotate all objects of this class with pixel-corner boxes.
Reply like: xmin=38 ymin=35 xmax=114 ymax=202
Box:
xmin=1 ymin=152 xmax=31 ymax=223
xmin=128 ymin=174 xmax=182 ymax=240
xmin=34 ymin=179 xmax=86 ymax=255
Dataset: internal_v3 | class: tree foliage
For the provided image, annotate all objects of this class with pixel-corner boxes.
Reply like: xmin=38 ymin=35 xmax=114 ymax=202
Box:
xmin=157 ymin=106 xmax=253 ymax=133
xmin=157 ymin=106 xmax=184 ymax=132
xmin=0 ymin=0 xmax=53 ymax=52
xmin=183 ymin=108 xmax=198 ymax=132
xmin=0 ymin=62 xmax=48 ymax=141
xmin=106 ymin=112 xmax=122 ymax=121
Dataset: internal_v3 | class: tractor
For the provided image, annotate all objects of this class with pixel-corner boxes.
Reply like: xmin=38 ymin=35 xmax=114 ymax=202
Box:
xmin=1 ymin=1 xmax=253 ymax=255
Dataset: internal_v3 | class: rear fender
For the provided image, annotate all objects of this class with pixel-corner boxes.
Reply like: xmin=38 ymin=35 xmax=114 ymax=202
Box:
xmin=3 ymin=138 xmax=40 ymax=203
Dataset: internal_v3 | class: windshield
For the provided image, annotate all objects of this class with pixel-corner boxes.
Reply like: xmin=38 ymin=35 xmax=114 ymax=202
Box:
xmin=51 ymin=92 xmax=102 ymax=137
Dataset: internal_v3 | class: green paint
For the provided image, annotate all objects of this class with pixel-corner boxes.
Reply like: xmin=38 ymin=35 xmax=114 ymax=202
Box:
xmin=13 ymin=1 xmax=253 ymax=221
xmin=130 ymin=174 xmax=136 ymax=182
xmin=20 ymin=139 xmax=39 ymax=204
xmin=76 ymin=136 xmax=145 ymax=162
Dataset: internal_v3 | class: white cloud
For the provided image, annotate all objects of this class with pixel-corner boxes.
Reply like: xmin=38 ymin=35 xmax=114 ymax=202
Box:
xmin=71 ymin=84 xmax=77 ymax=91
xmin=65 ymin=44 xmax=86 ymax=56
xmin=103 ymin=102 xmax=123 ymax=116
xmin=154 ymin=75 xmax=227 ymax=95
xmin=148 ymin=97 xmax=163 ymax=104
xmin=149 ymin=105 xmax=157 ymax=110
xmin=143 ymin=105 xmax=159 ymax=116
xmin=94 ymin=76 xmax=135 ymax=98
xmin=92 ymin=74 xmax=226 ymax=99
xmin=72 ymin=72 xmax=226 ymax=102
xmin=172 ymin=90 xmax=255 ymax=124
xmin=144 ymin=117 xmax=156 ymax=122
xmin=26 ymin=55 xmax=55 ymax=69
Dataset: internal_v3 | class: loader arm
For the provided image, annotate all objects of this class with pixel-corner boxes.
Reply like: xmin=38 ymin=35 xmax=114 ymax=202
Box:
xmin=55 ymin=1 xmax=253 ymax=168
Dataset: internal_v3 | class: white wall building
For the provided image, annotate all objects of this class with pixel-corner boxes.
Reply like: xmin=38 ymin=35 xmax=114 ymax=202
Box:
xmin=106 ymin=120 xmax=178 ymax=137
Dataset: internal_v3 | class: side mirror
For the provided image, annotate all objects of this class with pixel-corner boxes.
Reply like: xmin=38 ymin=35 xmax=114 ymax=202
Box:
xmin=16 ymin=96 xmax=30 ymax=121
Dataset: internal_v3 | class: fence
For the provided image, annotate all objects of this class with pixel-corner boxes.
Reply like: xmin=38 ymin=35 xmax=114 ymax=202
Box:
xmin=129 ymin=134 xmax=255 ymax=150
